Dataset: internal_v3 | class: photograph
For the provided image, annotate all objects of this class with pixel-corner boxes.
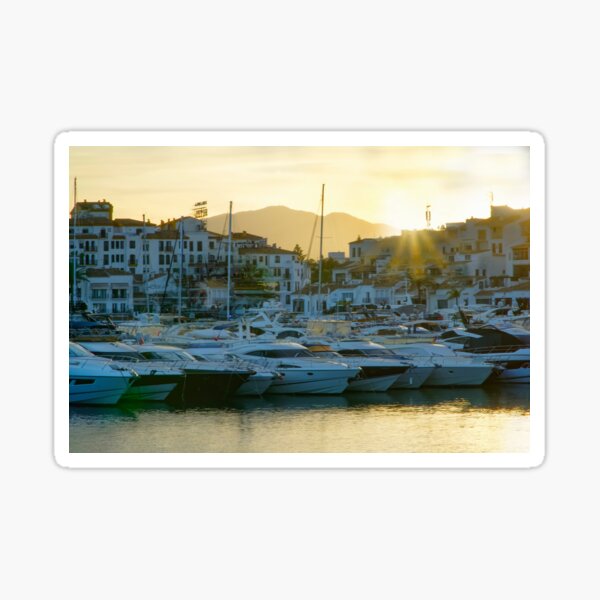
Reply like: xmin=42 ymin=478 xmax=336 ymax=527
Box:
xmin=55 ymin=131 xmax=544 ymax=467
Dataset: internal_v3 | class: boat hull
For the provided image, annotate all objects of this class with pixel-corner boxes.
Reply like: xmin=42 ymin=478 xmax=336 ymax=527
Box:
xmin=170 ymin=370 xmax=251 ymax=406
xmin=346 ymin=373 xmax=400 ymax=392
xmin=423 ymin=366 xmax=494 ymax=387
xmin=121 ymin=374 xmax=182 ymax=402
xmin=389 ymin=366 xmax=435 ymax=389
xmin=235 ymin=373 xmax=276 ymax=396
xmin=266 ymin=371 xmax=352 ymax=395
xmin=69 ymin=374 xmax=132 ymax=406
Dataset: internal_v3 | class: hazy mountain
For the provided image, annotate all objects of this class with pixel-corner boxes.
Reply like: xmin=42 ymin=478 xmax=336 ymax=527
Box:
xmin=205 ymin=205 xmax=399 ymax=257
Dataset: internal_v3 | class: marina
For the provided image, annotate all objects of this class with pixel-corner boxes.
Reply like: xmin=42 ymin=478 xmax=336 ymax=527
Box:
xmin=67 ymin=147 xmax=532 ymax=454
xmin=69 ymin=307 xmax=530 ymax=453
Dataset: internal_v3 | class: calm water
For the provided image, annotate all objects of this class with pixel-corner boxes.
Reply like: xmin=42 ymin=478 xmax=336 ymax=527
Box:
xmin=69 ymin=385 xmax=530 ymax=453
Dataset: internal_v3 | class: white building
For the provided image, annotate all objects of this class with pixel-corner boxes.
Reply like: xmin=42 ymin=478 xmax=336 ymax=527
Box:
xmin=238 ymin=246 xmax=311 ymax=310
xmin=77 ymin=268 xmax=134 ymax=316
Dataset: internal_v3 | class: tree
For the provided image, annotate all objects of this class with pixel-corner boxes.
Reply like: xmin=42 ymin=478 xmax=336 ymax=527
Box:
xmin=448 ymin=288 xmax=462 ymax=307
xmin=293 ymin=244 xmax=305 ymax=262
xmin=236 ymin=263 xmax=270 ymax=290
xmin=310 ymin=257 xmax=337 ymax=284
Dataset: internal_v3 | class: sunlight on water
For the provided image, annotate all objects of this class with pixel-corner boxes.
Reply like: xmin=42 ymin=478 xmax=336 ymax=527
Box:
xmin=69 ymin=386 xmax=529 ymax=453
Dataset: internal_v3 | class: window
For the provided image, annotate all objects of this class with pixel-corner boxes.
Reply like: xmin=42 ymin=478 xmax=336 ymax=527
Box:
xmin=129 ymin=240 xmax=135 ymax=249
xmin=197 ymin=241 xmax=203 ymax=251
xmin=275 ymin=256 xmax=281 ymax=263
xmin=513 ymin=247 xmax=529 ymax=261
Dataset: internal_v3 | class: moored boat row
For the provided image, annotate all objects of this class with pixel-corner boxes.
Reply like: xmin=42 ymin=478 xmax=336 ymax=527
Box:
xmin=69 ymin=330 xmax=528 ymax=406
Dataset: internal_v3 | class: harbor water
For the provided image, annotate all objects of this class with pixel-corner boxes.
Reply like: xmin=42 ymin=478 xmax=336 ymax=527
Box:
xmin=70 ymin=384 xmax=529 ymax=453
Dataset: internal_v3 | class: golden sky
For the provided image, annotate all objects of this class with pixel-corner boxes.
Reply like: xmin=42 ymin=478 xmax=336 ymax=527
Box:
xmin=69 ymin=146 xmax=529 ymax=230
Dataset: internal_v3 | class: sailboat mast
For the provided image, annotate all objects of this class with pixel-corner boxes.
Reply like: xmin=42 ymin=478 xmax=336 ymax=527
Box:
xmin=143 ymin=214 xmax=150 ymax=313
xmin=227 ymin=201 xmax=232 ymax=319
xmin=317 ymin=183 xmax=325 ymax=315
xmin=72 ymin=177 xmax=77 ymax=308
xmin=178 ymin=216 xmax=183 ymax=318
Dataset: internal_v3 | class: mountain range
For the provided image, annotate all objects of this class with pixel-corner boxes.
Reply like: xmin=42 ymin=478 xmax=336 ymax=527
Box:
xmin=205 ymin=205 xmax=398 ymax=257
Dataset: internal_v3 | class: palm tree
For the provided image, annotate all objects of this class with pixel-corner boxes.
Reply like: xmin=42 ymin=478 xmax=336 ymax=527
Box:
xmin=448 ymin=288 xmax=461 ymax=307
xmin=69 ymin=262 xmax=88 ymax=310
xmin=448 ymin=288 xmax=470 ymax=325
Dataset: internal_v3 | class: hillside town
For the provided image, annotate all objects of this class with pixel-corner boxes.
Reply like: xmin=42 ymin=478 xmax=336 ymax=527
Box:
xmin=69 ymin=200 xmax=530 ymax=319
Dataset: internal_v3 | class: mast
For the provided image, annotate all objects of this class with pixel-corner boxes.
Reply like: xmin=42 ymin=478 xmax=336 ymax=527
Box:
xmin=317 ymin=183 xmax=325 ymax=315
xmin=227 ymin=201 xmax=232 ymax=319
xmin=178 ymin=216 xmax=183 ymax=318
xmin=72 ymin=177 xmax=77 ymax=308
xmin=143 ymin=214 xmax=150 ymax=313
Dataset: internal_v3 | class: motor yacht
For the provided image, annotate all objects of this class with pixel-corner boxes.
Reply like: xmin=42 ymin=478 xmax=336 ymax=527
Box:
xmin=75 ymin=341 xmax=185 ymax=402
xmin=69 ymin=342 xmax=137 ymax=405
xmin=437 ymin=325 xmax=530 ymax=384
xmin=328 ymin=339 xmax=433 ymax=389
xmin=386 ymin=343 xmax=497 ymax=387
xmin=127 ymin=344 xmax=254 ymax=405
xmin=301 ymin=340 xmax=410 ymax=392
xmin=229 ymin=342 xmax=360 ymax=394
xmin=179 ymin=342 xmax=279 ymax=396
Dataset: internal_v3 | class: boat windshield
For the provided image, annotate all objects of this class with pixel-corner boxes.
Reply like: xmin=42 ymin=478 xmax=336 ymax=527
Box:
xmin=246 ymin=349 xmax=315 ymax=358
xmin=338 ymin=347 xmax=396 ymax=357
xmin=307 ymin=347 xmax=342 ymax=358
xmin=93 ymin=351 xmax=142 ymax=362
xmin=69 ymin=343 xmax=95 ymax=358
xmin=139 ymin=350 xmax=196 ymax=361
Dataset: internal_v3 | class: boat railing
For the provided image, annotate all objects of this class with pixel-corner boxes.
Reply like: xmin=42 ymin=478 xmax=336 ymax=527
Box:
xmin=69 ymin=357 xmax=137 ymax=375
xmin=69 ymin=327 xmax=122 ymax=342
xmin=459 ymin=345 xmax=529 ymax=355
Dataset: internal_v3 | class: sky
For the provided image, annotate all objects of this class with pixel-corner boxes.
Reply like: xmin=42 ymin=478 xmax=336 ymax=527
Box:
xmin=69 ymin=146 xmax=530 ymax=231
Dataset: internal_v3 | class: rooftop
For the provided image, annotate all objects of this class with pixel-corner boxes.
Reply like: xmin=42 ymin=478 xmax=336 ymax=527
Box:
xmin=239 ymin=247 xmax=298 ymax=255
xmin=84 ymin=268 xmax=133 ymax=278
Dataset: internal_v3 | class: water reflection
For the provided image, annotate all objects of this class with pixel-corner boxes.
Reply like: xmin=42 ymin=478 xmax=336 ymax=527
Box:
xmin=69 ymin=386 xmax=530 ymax=453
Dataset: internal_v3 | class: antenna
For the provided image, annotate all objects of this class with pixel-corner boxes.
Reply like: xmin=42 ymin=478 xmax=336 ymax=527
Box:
xmin=489 ymin=191 xmax=494 ymax=211
xmin=318 ymin=184 xmax=325 ymax=315
xmin=193 ymin=201 xmax=208 ymax=224
xmin=425 ymin=204 xmax=432 ymax=229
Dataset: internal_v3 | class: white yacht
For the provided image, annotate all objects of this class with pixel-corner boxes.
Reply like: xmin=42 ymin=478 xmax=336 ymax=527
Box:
xmin=75 ymin=341 xmax=185 ymax=402
xmin=437 ymin=325 xmax=530 ymax=384
xmin=386 ymin=343 xmax=497 ymax=387
xmin=301 ymin=340 xmax=411 ymax=392
xmin=126 ymin=344 xmax=255 ymax=405
xmin=153 ymin=341 xmax=279 ymax=397
xmin=329 ymin=339 xmax=433 ymax=389
xmin=229 ymin=342 xmax=360 ymax=394
xmin=69 ymin=343 xmax=137 ymax=405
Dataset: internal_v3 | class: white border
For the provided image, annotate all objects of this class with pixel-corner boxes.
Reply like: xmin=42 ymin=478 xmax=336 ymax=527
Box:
xmin=54 ymin=131 xmax=545 ymax=468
